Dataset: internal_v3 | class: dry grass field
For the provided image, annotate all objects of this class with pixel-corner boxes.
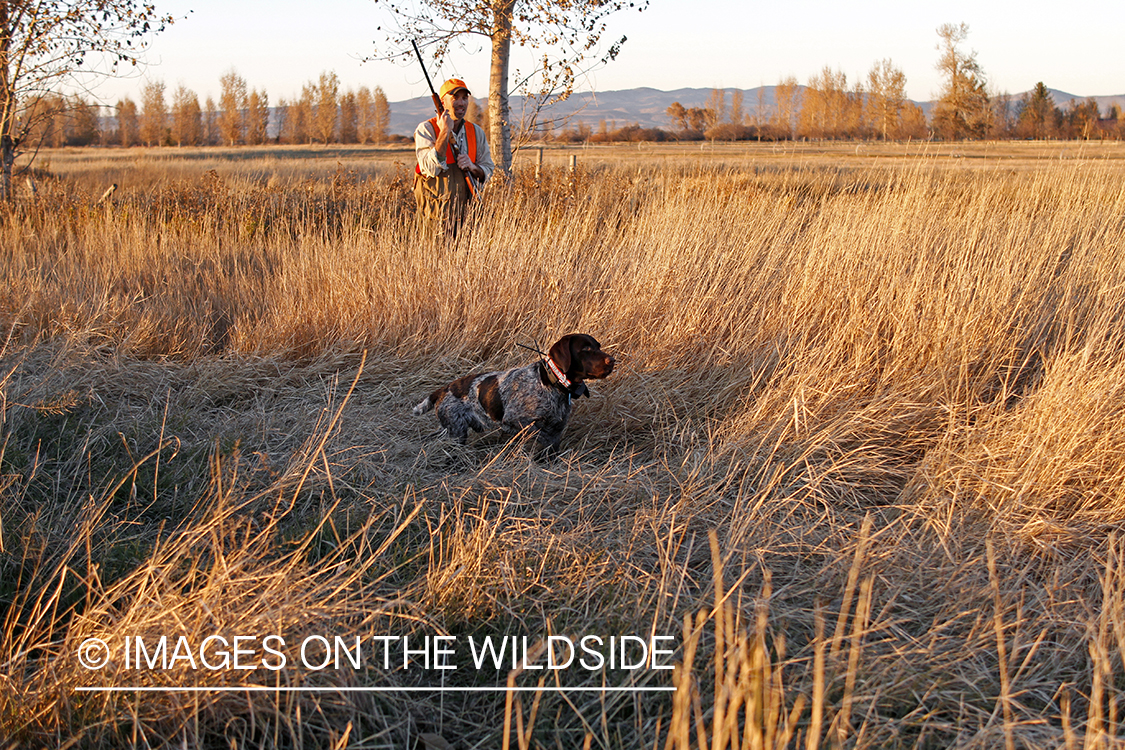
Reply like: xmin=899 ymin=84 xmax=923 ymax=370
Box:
xmin=2 ymin=141 xmax=1125 ymax=749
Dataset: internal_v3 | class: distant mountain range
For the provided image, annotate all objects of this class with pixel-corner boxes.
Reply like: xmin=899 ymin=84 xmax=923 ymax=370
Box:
xmin=387 ymin=86 xmax=1125 ymax=136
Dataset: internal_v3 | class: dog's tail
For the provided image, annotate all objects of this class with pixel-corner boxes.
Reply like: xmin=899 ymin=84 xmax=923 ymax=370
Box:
xmin=412 ymin=385 xmax=446 ymax=416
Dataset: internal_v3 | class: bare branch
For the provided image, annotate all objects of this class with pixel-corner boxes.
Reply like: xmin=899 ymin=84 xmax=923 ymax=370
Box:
xmin=1 ymin=0 xmax=175 ymax=200
xmin=370 ymin=0 xmax=648 ymax=174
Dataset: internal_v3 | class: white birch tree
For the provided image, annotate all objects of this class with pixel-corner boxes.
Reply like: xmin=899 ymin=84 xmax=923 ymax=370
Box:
xmin=371 ymin=0 xmax=647 ymax=176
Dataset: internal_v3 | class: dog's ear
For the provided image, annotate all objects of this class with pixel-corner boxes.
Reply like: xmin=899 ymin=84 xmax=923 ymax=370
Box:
xmin=548 ymin=335 xmax=574 ymax=372
xmin=569 ymin=334 xmax=601 ymax=376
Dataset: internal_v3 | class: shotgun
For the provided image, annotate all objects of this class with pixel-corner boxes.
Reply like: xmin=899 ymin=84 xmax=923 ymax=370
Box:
xmin=411 ymin=40 xmax=476 ymax=195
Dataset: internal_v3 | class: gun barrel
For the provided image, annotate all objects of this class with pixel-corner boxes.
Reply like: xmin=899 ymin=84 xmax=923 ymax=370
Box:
xmin=411 ymin=41 xmax=438 ymax=98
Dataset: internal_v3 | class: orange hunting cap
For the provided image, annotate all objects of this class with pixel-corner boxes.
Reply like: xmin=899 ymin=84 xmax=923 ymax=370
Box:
xmin=439 ymin=78 xmax=471 ymax=98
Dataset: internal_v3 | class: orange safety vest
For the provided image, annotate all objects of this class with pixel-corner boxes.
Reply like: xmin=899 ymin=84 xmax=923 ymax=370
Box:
xmin=416 ymin=119 xmax=477 ymax=175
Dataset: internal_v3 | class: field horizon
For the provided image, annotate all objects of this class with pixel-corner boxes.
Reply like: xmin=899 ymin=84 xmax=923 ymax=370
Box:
xmin=2 ymin=141 xmax=1125 ymax=748
xmin=380 ymin=85 xmax=1125 ymax=135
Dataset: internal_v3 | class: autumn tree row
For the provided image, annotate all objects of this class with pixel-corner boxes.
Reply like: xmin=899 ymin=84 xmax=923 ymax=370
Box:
xmin=652 ymin=59 xmax=928 ymax=143
xmin=651 ymin=73 xmax=1122 ymax=143
xmin=24 ymin=45 xmax=1125 ymax=150
xmin=633 ymin=26 xmax=1121 ymax=144
xmin=116 ymin=70 xmax=394 ymax=147
xmin=26 ymin=69 xmax=396 ymax=148
xmin=568 ymin=59 xmax=928 ymax=143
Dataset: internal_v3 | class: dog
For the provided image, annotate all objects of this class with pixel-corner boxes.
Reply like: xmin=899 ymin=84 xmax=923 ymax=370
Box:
xmin=412 ymin=333 xmax=615 ymax=455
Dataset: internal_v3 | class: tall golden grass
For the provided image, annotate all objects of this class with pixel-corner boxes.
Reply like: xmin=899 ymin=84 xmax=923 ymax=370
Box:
xmin=2 ymin=143 xmax=1125 ymax=748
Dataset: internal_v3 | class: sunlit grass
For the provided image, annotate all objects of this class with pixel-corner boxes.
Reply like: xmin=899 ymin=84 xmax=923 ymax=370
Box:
xmin=2 ymin=142 xmax=1125 ymax=748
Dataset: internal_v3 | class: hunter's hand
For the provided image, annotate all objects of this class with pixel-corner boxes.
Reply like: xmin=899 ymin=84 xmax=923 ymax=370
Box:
xmin=435 ymin=111 xmax=456 ymax=150
xmin=456 ymin=153 xmax=477 ymax=176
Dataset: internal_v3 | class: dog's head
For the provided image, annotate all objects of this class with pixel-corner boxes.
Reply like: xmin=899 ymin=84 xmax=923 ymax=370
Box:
xmin=548 ymin=333 xmax=615 ymax=383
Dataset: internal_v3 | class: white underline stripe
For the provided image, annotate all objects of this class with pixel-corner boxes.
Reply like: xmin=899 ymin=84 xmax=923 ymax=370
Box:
xmin=77 ymin=686 xmax=675 ymax=693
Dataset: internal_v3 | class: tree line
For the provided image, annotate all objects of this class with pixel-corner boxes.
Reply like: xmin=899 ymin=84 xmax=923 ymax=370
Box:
xmin=557 ymin=26 xmax=1123 ymax=144
xmin=26 ymin=69 xmax=397 ymax=148
xmin=652 ymin=62 xmax=931 ymax=143
xmin=22 ymin=26 xmax=1125 ymax=150
xmin=574 ymin=76 xmax=1120 ymax=144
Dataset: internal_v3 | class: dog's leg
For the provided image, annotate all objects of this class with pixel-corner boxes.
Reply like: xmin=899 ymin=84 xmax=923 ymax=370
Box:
xmin=530 ymin=421 xmax=566 ymax=459
xmin=436 ymin=403 xmax=473 ymax=444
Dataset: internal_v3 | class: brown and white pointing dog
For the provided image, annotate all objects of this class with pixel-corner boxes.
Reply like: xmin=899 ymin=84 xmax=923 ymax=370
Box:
xmin=412 ymin=334 xmax=615 ymax=455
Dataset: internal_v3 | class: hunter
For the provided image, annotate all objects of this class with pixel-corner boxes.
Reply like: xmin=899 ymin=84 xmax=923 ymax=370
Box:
xmin=413 ymin=78 xmax=494 ymax=237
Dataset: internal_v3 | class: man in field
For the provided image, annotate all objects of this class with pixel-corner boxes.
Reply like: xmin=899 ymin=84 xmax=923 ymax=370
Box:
xmin=414 ymin=78 xmax=494 ymax=237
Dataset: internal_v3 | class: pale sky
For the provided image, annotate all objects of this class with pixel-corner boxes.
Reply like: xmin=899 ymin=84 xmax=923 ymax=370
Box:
xmin=84 ymin=0 xmax=1124 ymax=108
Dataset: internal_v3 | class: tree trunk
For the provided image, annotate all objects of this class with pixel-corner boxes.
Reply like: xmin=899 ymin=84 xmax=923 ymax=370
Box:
xmin=0 ymin=134 xmax=12 ymax=202
xmin=488 ymin=0 xmax=515 ymax=177
xmin=0 ymin=1 xmax=14 ymax=202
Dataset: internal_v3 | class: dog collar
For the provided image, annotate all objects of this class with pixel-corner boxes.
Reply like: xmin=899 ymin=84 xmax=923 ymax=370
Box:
xmin=544 ymin=357 xmax=572 ymax=389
